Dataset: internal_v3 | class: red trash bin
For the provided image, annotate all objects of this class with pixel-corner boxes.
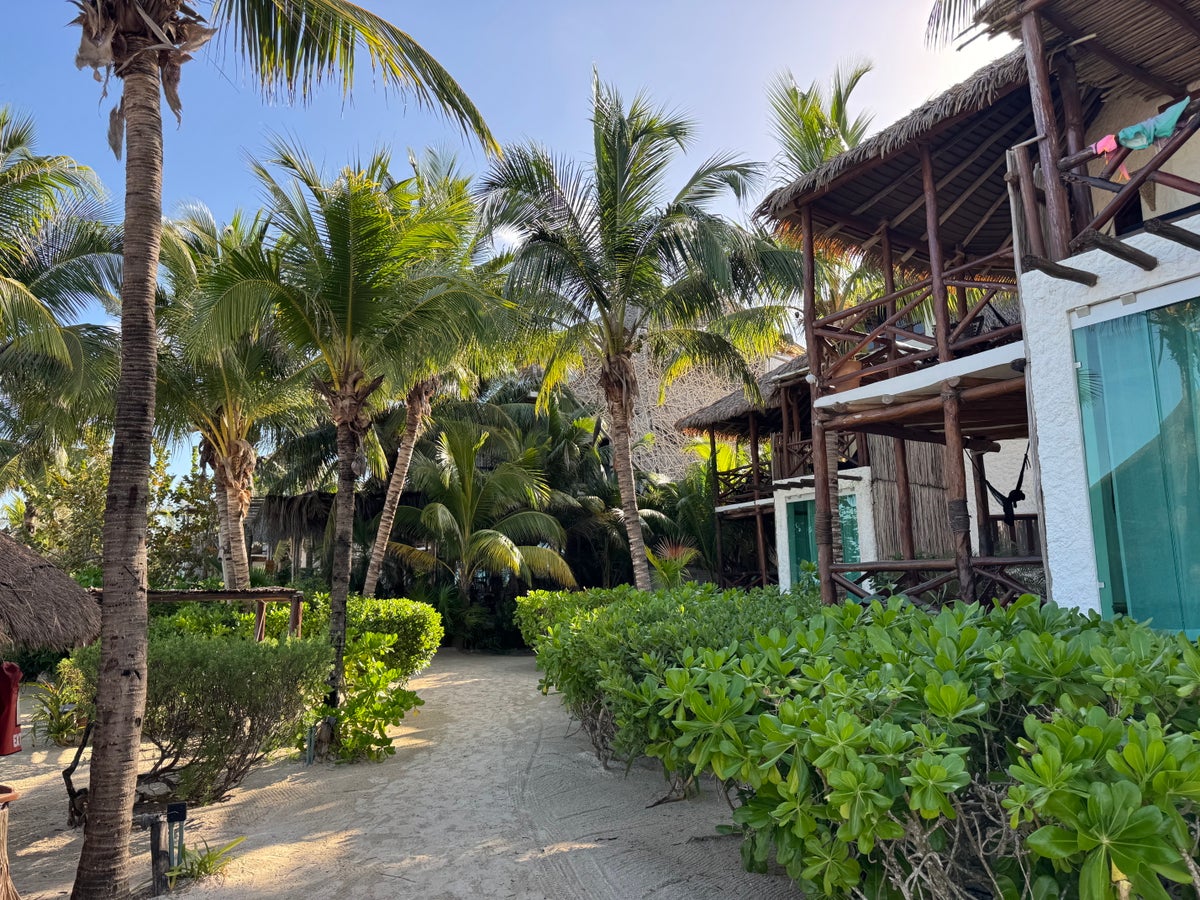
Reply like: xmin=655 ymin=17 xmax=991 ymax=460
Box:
xmin=0 ymin=662 xmax=21 ymax=756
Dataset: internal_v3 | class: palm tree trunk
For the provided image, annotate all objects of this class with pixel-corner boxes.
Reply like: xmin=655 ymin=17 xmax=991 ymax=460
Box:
xmin=213 ymin=481 xmax=235 ymax=588
xmin=604 ymin=386 xmax=651 ymax=591
xmin=72 ymin=47 xmax=161 ymax=900
xmin=826 ymin=433 xmax=843 ymax=563
xmin=223 ymin=474 xmax=252 ymax=591
xmin=362 ymin=380 xmax=435 ymax=598
xmin=328 ymin=418 xmax=359 ymax=706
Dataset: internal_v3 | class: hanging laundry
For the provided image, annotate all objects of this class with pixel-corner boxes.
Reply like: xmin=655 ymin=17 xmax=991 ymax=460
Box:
xmin=1118 ymin=96 xmax=1191 ymax=150
xmin=1089 ymin=133 xmax=1130 ymax=181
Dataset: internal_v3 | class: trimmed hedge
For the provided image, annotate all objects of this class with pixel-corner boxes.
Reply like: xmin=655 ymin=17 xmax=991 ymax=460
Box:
xmin=517 ymin=583 xmax=820 ymax=760
xmin=531 ymin=591 xmax=1200 ymax=898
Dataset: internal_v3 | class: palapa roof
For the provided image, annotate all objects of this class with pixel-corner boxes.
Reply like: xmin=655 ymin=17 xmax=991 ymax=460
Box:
xmin=0 ymin=532 xmax=101 ymax=651
xmin=675 ymin=355 xmax=809 ymax=439
xmin=757 ymin=50 xmax=1091 ymax=271
xmin=973 ymin=0 xmax=1200 ymax=102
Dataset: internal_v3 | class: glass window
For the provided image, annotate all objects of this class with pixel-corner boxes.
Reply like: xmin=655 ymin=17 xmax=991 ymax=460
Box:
xmin=787 ymin=495 xmax=860 ymax=586
xmin=1073 ymin=297 xmax=1200 ymax=632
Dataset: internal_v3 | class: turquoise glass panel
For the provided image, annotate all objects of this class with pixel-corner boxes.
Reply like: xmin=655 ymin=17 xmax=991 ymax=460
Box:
xmin=787 ymin=495 xmax=860 ymax=585
xmin=1073 ymin=298 xmax=1200 ymax=632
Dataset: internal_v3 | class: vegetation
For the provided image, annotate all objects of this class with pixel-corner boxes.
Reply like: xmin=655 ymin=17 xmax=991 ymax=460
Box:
xmin=527 ymin=590 xmax=1200 ymax=898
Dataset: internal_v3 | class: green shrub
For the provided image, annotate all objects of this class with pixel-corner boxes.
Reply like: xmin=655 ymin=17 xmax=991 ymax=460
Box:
xmin=320 ymin=632 xmax=423 ymax=762
xmin=69 ymin=633 xmax=331 ymax=804
xmin=29 ymin=657 xmax=90 ymax=746
xmin=552 ymin=595 xmax=1200 ymax=898
xmin=523 ymin=583 xmax=820 ymax=760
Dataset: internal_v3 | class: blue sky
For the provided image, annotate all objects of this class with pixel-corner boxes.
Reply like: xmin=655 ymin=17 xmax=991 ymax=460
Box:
xmin=4 ymin=2 xmax=1011 ymax=228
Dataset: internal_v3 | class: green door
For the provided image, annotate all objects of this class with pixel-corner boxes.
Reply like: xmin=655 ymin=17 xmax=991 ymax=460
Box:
xmin=1074 ymin=297 xmax=1200 ymax=633
xmin=787 ymin=495 xmax=860 ymax=585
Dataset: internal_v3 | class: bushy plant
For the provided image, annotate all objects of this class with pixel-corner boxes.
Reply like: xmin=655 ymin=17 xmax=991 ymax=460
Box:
xmin=68 ymin=633 xmax=331 ymax=804
xmin=549 ymin=595 xmax=1200 ymax=898
xmin=320 ymin=632 xmax=423 ymax=762
xmin=521 ymin=583 xmax=820 ymax=760
xmin=29 ymin=657 xmax=90 ymax=746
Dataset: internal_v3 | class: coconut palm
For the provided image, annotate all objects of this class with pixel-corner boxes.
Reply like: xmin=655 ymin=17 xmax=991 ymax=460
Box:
xmin=389 ymin=419 xmax=576 ymax=599
xmin=197 ymin=142 xmax=490 ymax=726
xmin=0 ymin=107 xmax=121 ymax=489
xmin=361 ymin=150 xmax=512 ymax=598
xmin=926 ymin=0 xmax=989 ymax=46
xmin=66 ymin=5 xmax=496 ymax=894
xmin=479 ymin=77 xmax=797 ymax=589
xmin=157 ymin=205 xmax=316 ymax=591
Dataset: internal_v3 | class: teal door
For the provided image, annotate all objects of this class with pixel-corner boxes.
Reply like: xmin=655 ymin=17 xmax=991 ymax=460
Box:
xmin=787 ymin=495 xmax=860 ymax=585
xmin=1074 ymin=297 xmax=1200 ymax=632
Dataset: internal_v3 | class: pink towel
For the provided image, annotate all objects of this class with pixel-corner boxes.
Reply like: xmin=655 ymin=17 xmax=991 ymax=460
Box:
xmin=1090 ymin=134 xmax=1129 ymax=181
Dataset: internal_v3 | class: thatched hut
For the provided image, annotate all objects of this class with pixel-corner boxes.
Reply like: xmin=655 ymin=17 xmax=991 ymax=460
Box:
xmin=0 ymin=533 xmax=101 ymax=651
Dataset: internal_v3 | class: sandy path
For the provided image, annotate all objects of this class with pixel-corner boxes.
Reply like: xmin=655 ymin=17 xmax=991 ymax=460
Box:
xmin=8 ymin=650 xmax=796 ymax=899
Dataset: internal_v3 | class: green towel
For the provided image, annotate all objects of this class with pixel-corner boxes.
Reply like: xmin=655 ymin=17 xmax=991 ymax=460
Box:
xmin=1118 ymin=96 xmax=1191 ymax=150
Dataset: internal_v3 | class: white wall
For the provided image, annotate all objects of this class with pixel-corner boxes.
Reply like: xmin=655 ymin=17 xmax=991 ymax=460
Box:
xmin=1020 ymin=211 xmax=1200 ymax=614
xmin=774 ymin=466 xmax=876 ymax=592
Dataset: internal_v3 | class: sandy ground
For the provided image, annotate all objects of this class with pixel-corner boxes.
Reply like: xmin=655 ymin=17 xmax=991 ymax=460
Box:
xmin=6 ymin=651 xmax=796 ymax=899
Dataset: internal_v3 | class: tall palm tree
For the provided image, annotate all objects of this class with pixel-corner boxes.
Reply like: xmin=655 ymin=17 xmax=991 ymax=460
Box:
xmin=66 ymin=5 xmax=496 ymax=895
xmin=361 ymin=150 xmax=510 ymax=598
xmin=197 ymin=142 xmax=489 ymax=728
xmin=926 ymin=0 xmax=988 ymax=46
xmin=157 ymin=205 xmax=315 ymax=590
xmin=389 ymin=419 xmax=576 ymax=598
xmin=479 ymin=76 xmax=797 ymax=589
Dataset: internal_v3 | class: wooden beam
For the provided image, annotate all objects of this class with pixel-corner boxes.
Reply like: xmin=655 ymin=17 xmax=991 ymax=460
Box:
xmin=1144 ymin=216 xmax=1200 ymax=251
xmin=822 ymin=377 xmax=1027 ymax=431
xmin=1069 ymin=228 xmax=1159 ymax=269
xmin=1066 ymin=168 xmax=1200 ymax=200
xmin=1142 ymin=0 xmax=1200 ymax=42
xmin=1043 ymin=8 xmax=1187 ymax=99
xmin=1021 ymin=254 xmax=1099 ymax=285
xmin=1056 ymin=51 xmax=1096 ymax=230
xmin=971 ymin=449 xmax=995 ymax=557
xmin=942 ymin=386 xmax=975 ymax=599
xmin=708 ymin=428 xmax=724 ymax=588
xmin=802 ymin=205 xmax=835 ymax=606
xmin=963 ymin=188 xmax=1014 ymax=250
xmin=1012 ymin=145 xmax=1047 ymax=258
xmin=921 ymin=143 xmax=952 ymax=363
xmin=1089 ymin=111 xmax=1200 ymax=233
xmin=1021 ymin=10 xmax=1074 ymax=259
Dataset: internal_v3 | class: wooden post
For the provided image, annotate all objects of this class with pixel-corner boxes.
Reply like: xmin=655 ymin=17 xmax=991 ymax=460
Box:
xmin=254 ymin=600 xmax=267 ymax=642
xmin=709 ymin=428 xmax=725 ymax=587
xmin=133 ymin=813 xmax=170 ymax=896
xmin=1014 ymin=144 xmax=1048 ymax=259
xmin=881 ymin=228 xmax=915 ymax=560
xmin=920 ymin=143 xmax=953 ymax=363
xmin=942 ymin=386 xmax=975 ymax=600
xmin=1021 ymin=10 xmax=1073 ymax=260
xmin=1056 ymin=51 xmax=1095 ymax=231
xmin=802 ymin=205 xmax=836 ymax=605
xmin=749 ymin=414 xmax=770 ymax=587
xmin=288 ymin=595 xmax=303 ymax=638
xmin=971 ymin=450 xmax=995 ymax=557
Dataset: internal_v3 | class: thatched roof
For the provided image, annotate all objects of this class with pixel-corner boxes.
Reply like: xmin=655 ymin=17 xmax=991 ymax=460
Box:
xmin=676 ymin=356 xmax=809 ymax=439
xmin=760 ymin=50 xmax=1029 ymax=221
xmin=973 ymin=0 xmax=1200 ymax=102
xmin=0 ymin=533 xmax=101 ymax=651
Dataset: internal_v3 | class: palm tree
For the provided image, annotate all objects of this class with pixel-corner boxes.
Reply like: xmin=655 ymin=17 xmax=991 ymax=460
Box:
xmin=389 ymin=419 xmax=576 ymax=598
xmin=197 ymin=143 xmax=489 ymax=726
xmin=361 ymin=150 xmax=510 ymax=599
xmin=67 ymin=5 xmax=496 ymax=895
xmin=0 ymin=106 xmax=121 ymax=490
xmin=479 ymin=76 xmax=797 ymax=590
xmin=157 ymin=205 xmax=315 ymax=590
xmin=926 ymin=1 xmax=988 ymax=46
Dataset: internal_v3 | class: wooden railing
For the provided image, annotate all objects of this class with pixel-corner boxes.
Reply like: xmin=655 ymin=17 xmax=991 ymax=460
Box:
xmin=986 ymin=513 xmax=1040 ymax=558
xmin=715 ymin=463 xmax=773 ymax=506
xmin=830 ymin=556 xmax=1044 ymax=606
xmin=812 ymin=250 xmax=1021 ymax=393
xmin=771 ymin=432 xmax=866 ymax=482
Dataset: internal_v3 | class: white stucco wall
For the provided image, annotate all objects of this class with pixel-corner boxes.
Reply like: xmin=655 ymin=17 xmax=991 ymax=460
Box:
xmin=774 ymin=466 xmax=876 ymax=592
xmin=1020 ymin=211 xmax=1200 ymax=614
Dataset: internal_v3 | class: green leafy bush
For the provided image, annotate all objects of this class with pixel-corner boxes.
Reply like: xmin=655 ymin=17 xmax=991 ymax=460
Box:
xmin=520 ymin=583 xmax=820 ymax=760
xmin=29 ymin=657 xmax=90 ymax=746
xmin=320 ymin=632 xmax=423 ymax=762
xmin=69 ymin=633 xmax=331 ymax=804
xmin=544 ymin=595 xmax=1200 ymax=898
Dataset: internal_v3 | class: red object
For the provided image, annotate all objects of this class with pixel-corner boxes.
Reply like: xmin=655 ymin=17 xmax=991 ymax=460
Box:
xmin=0 ymin=662 xmax=21 ymax=756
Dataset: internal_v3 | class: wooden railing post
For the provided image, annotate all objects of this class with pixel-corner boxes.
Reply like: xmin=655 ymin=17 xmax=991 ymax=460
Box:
xmin=1021 ymin=9 xmax=1073 ymax=259
xmin=942 ymin=385 xmax=975 ymax=600
xmin=920 ymin=143 xmax=952 ymax=364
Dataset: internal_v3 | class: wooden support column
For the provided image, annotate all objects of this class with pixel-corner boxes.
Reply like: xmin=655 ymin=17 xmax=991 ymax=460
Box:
xmin=802 ymin=204 xmax=836 ymax=605
xmin=881 ymin=227 xmax=915 ymax=560
xmin=920 ymin=144 xmax=952 ymax=363
xmin=709 ymin=428 xmax=725 ymax=588
xmin=1056 ymin=51 xmax=1095 ymax=231
xmin=942 ymin=385 xmax=975 ymax=600
xmin=1021 ymin=10 xmax=1074 ymax=260
xmin=749 ymin=414 xmax=770 ymax=588
xmin=971 ymin=450 xmax=995 ymax=557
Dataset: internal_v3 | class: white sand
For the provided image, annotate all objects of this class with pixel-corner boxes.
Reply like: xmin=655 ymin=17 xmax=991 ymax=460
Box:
xmin=7 ymin=651 xmax=796 ymax=899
